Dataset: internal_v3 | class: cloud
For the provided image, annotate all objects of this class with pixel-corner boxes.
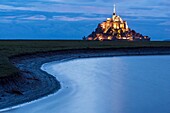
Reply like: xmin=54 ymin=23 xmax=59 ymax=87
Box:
xmin=21 ymin=15 xmax=47 ymax=21
xmin=0 ymin=0 xmax=169 ymax=19
xmin=0 ymin=0 xmax=169 ymax=23
xmin=0 ymin=0 xmax=169 ymax=40
xmin=2 ymin=16 xmax=17 ymax=19
xmin=0 ymin=4 xmax=35 ymax=11
xmin=159 ymin=21 xmax=170 ymax=25
xmin=52 ymin=16 xmax=105 ymax=21
xmin=165 ymin=29 xmax=170 ymax=32
xmin=0 ymin=14 xmax=47 ymax=23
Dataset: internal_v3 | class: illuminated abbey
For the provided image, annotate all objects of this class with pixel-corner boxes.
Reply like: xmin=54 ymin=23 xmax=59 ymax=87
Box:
xmin=85 ymin=5 xmax=150 ymax=41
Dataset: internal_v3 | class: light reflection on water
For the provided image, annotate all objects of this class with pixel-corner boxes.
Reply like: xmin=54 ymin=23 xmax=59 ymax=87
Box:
xmin=4 ymin=56 xmax=170 ymax=113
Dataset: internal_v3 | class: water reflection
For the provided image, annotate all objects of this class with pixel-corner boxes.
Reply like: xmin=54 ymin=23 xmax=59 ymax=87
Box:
xmin=4 ymin=56 xmax=170 ymax=113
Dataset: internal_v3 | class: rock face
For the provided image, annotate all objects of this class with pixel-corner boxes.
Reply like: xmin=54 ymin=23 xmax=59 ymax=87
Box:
xmin=0 ymin=55 xmax=60 ymax=110
xmin=85 ymin=5 xmax=150 ymax=41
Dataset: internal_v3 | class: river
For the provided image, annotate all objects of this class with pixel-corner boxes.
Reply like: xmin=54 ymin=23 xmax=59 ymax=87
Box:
xmin=3 ymin=55 xmax=170 ymax=113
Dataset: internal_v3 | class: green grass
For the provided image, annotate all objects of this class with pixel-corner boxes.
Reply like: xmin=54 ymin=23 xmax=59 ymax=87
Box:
xmin=0 ymin=40 xmax=170 ymax=78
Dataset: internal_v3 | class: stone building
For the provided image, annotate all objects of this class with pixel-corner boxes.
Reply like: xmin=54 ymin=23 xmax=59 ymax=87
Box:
xmin=86 ymin=5 xmax=150 ymax=41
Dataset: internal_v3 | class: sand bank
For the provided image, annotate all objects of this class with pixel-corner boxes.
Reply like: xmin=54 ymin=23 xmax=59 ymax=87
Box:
xmin=0 ymin=47 xmax=170 ymax=110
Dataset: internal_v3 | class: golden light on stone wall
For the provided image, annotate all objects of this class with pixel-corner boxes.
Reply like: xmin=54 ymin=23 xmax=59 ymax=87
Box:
xmin=99 ymin=36 xmax=104 ymax=41
xmin=120 ymin=24 xmax=124 ymax=28
xmin=108 ymin=36 xmax=112 ymax=40
xmin=122 ymin=37 xmax=127 ymax=39
xmin=86 ymin=5 xmax=150 ymax=41
xmin=88 ymin=37 xmax=93 ymax=40
xmin=113 ymin=24 xmax=117 ymax=29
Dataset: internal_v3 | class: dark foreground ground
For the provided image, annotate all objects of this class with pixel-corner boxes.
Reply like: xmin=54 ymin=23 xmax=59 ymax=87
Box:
xmin=1 ymin=40 xmax=170 ymax=78
xmin=0 ymin=40 xmax=170 ymax=110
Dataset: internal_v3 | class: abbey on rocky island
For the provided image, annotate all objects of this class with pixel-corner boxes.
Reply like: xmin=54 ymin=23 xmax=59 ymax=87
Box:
xmin=85 ymin=5 xmax=150 ymax=41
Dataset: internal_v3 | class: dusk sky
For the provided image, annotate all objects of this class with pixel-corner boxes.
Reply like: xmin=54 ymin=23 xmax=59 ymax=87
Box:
xmin=0 ymin=0 xmax=169 ymax=40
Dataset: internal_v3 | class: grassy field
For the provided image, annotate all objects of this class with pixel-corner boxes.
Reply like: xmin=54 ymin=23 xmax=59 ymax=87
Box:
xmin=0 ymin=40 xmax=170 ymax=78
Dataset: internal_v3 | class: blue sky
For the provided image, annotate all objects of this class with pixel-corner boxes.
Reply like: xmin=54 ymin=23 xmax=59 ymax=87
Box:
xmin=0 ymin=0 xmax=169 ymax=40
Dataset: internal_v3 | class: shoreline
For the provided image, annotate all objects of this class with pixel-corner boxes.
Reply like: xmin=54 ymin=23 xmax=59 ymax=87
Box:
xmin=1 ymin=47 xmax=170 ymax=110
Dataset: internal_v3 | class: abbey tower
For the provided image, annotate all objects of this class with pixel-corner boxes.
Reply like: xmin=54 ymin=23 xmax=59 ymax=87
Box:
xmin=86 ymin=5 xmax=150 ymax=41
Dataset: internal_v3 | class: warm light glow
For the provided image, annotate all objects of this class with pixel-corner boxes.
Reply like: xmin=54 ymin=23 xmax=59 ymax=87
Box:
xmin=101 ymin=23 xmax=106 ymax=29
xmin=107 ymin=18 xmax=111 ymax=21
xmin=116 ymin=25 xmax=119 ymax=29
xmin=113 ymin=24 xmax=117 ymax=29
xmin=129 ymin=37 xmax=133 ymax=41
xmin=96 ymin=34 xmax=100 ymax=37
xmin=120 ymin=24 xmax=124 ymax=28
xmin=87 ymin=4 xmax=150 ymax=41
xmin=99 ymin=36 xmax=104 ymax=41
xmin=122 ymin=37 xmax=127 ymax=39
xmin=88 ymin=37 xmax=93 ymax=40
xmin=108 ymin=36 xmax=112 ymax=40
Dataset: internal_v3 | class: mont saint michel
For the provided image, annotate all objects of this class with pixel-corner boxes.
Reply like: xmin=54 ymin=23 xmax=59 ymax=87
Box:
xmin=86 ymin=5 xmax=150 ymax=41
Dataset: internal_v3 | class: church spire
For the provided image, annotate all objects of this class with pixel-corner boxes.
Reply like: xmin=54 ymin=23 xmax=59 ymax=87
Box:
xmin=113 ymin=4 xmax=116 ymax=15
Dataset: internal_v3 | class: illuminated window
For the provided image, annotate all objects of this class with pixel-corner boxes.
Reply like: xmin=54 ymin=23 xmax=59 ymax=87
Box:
xmin=108 ymin=36 xmax=112 ymax=40
xmin=122 ymin=37 xmax=127 ymax=39
xmin=113 ymin=23 xmax=117 ymax=29
xmin=120 ymin=24 xmax=124 ymax=28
